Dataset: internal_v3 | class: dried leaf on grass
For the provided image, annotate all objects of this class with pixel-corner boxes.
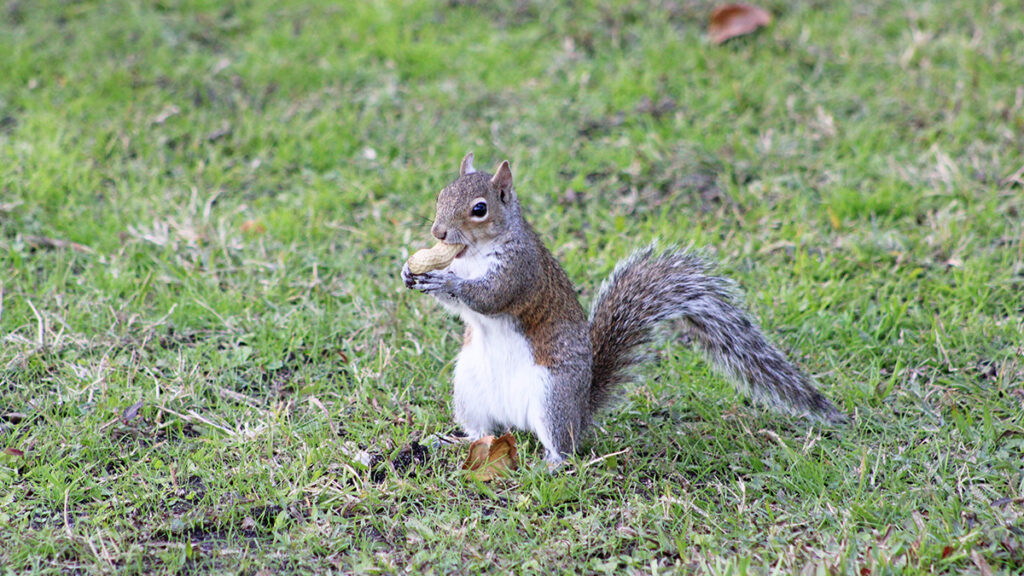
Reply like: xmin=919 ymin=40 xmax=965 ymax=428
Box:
xmin=122 ymin=400 xmax=144 ymax=422
xmin=22 ymin=235 xmax=94 ymax=254
xmin=1 ymin=412 xmax=27 ymax=424
xmin=462 ymin=433 xmax=518 ymax=481
xmin=709 ymin=3 xmax=772 ymax=45
xmin=1002 ymin=163 xmax=1024 ymax=187
xmin=240 ymin=220 xmax=267 ymax=235
xmin=970 ymin=550 xmax=994 ymax=576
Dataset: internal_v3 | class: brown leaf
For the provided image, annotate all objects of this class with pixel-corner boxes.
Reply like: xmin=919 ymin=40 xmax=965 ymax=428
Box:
xmin=464 ymin=436 xmax=493 ymax=470
xmin=462 ymin=433 xmax=518 ymax=481
xmin=941 ymin=545 xmax=954 ymax=559
xmin=487 ymin=433 xmax=517 ymax=465
xmin=240 ymin=220 xmax=267 ymax=235
xmin=709 ymin=3 xmax=772 ymax=45
xmin=4 ymin=448 xmax=24 ymax=457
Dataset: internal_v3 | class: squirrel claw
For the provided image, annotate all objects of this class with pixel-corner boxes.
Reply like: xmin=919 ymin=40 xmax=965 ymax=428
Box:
xmin=408 ymin=270 xmax=448 ymax=294
xmin=401 ymin=263 xmax=421 ymax=289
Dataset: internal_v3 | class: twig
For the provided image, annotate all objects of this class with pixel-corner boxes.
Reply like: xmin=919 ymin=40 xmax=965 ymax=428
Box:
xmin=186 ymin=409 xmax=238 ymax=437
xmin=98 ymin=416 xmax=120 ymax=431
xmin=583 ymin=447 xmax=631 ymax=468
xmin=1 ymin=412 xmax=26 ymax=423
xmin=63 ymin=487 xmax=73 ymax=538
xmin=142 ymin=303 xmax=178 ymax=333
xmin=26 ymin=299 xmax=44 ymax=347
xmin=157 ymin=405 xmax=237 ymax=437
xmin=758 ymin=428 xmax=786 ymax=447
xmin=1002 ymin=163 xmax=1024 ymax=187
xmin=934 ymin=317 xmax=951 ymax=369
xmin=215 ymin=385 xmax=262 ymax=409
xmin=84 ymin=536 xmax=102 ymax=565
xmin=308 ymin=395 xmax=336 ymax=435
xmin=96 ymin=534 xmax=114 ymax=566
xmin=192 ymin=298 xmax=233 ymax=332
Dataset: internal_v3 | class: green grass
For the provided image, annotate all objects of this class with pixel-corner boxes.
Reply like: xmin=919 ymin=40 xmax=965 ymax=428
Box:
xmin=1 ymin=0 xmax=1022 ymax=573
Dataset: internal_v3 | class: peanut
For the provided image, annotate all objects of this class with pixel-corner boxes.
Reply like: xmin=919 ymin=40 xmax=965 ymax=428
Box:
xmin=407 ymin=242 xmax=464 ymax=274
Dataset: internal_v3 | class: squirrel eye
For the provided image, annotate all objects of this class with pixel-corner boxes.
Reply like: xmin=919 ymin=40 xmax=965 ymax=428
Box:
xmin=470 ymin=202 xmax=487 ymax=218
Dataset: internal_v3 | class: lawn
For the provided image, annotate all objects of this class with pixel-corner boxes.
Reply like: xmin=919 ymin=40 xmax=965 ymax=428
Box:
xmin=1 ymin=0 xmax=1022 ymax=573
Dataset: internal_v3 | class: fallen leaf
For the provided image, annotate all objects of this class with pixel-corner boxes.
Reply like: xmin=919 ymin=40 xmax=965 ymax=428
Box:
xmin=464 ymin=438 xmax=491 ymax=469
xmin=23 ymin=235 xmax=94 ymax=254
xmin=339 ymin=443 xmax=373 ymax=467
xmin=462 ymin=433 xmax=518 ymax=481
xmin=207 ymin=123 xmax=232 ymax=142
xmin=4 ymin=448 xmax=24 ymax=457
xmin=240 ymin=220 xmax=266 ymax=235
xmin=970 ymin=550 xmax=993 ymax=576
xmin=212 ymin=57 xmax=232 ymax=75
xmin=151 ymin=104 xmax=180 ymax=125
xmin=1 ymin=412 xmax=26 ymax=424
xmin=122 ymin=400 xmax=144 ymax=422
xmin=323 ymin=349 xmax=349 ymax=363
xmin=709 ymin=3 xmax=772 ymax=45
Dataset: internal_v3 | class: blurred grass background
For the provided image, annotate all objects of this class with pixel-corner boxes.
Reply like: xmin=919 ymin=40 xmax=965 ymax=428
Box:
xmin=1 ymin=0 xmax=1022 ymax=573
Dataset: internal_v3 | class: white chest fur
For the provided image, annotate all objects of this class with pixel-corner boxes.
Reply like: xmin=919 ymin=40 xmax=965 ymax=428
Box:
xmin=451 ymin=311 xmax=552 ymax=448
xmin=435 ymin=243 xmax=553 ymax=449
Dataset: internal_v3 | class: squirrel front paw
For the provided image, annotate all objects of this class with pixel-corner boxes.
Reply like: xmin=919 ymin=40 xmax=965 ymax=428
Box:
xmin=412 ymin=270 xmax=452 ymax=295
xmin=402 ymin=264 xmax=453 ymax=296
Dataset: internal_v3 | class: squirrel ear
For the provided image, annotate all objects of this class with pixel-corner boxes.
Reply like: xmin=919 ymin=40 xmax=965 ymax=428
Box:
xmin=491 ymin=160 xmax=514 ymax=203
xmin=460 ymin=153 xmax=476 ymax=176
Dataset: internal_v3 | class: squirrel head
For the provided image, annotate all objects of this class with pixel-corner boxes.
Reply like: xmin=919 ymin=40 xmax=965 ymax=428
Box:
xmin=431 ymin=152 xmax=519 ymax=246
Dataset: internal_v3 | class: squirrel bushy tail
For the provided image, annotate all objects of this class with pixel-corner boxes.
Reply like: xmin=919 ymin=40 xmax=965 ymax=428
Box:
xmin=588 ymin=244 xmax=846 ymax=423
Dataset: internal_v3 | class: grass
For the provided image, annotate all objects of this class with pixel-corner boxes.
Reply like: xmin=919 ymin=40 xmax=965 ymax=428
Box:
xmin=1 ymin=0 xmax=1022 ymax=573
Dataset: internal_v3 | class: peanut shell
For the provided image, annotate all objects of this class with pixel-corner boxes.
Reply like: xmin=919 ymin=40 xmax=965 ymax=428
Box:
xmin=407 ymin=242 xmax=464 ymax=274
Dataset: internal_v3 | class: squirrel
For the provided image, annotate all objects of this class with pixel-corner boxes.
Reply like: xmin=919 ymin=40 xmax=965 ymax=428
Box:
xmin=402 ymin=153 xmax=846 ymax=466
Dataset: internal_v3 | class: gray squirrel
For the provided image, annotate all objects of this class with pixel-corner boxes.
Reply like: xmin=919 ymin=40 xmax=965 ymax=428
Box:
xmin=401 ymin=153 xmax=846 ymax=465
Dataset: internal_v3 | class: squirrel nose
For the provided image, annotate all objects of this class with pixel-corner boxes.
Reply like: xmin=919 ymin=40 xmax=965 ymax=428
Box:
xmin=431 ymin=223 xmax=447 ymax=241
